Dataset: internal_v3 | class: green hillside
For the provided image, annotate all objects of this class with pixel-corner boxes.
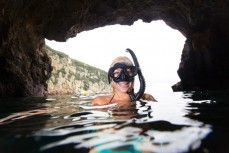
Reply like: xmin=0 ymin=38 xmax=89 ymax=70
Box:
xmin=45 ymin=45 xmax=111 ymax=95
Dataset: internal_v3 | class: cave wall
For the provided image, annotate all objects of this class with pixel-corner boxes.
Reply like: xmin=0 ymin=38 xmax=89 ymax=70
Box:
xmin=0 ymin=1 xmax=53 ymax=96
xmin=173 ymin=3 xmax=229 ymax=91
xmin=0 ymin=0 xmax=229 ymax=97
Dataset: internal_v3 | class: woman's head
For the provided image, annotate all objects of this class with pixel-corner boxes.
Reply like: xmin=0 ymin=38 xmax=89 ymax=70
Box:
xmin=108 ymin=56 xmax=137 ymax=93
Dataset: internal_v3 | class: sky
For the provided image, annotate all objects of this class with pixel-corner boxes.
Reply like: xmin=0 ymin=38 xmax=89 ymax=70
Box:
xmin=45 ymin=20 xmax=186 ymax=93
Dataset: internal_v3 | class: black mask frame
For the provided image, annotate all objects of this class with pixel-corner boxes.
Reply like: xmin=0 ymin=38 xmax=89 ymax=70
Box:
xmin=108 ymin=63 xmax=138 ymax=83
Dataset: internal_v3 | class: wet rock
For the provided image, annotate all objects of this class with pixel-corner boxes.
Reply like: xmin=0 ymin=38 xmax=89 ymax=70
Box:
xmin=0 ymin=0 xmax=229 ymax=96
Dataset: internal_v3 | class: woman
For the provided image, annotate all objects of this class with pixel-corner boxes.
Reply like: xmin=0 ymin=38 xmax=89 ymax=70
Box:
xmin=92 ymin=53 xmax=157 ymax=106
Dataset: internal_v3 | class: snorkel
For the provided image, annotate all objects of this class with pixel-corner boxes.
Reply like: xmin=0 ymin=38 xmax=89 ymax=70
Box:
xmin=126 ymin=48 xmax=146 ymax=101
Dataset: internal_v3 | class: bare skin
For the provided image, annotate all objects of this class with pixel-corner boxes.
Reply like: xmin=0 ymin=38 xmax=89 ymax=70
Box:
xmin=92 ymin=80 xmax=157 ymax=106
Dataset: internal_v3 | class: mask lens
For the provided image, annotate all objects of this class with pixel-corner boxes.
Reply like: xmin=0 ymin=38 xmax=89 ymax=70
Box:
xmin=110 ymin=67 xmax=137 ymax=78
xmin=124 ymin=66 xmax=137 ymax=77
xmin=113 ymin=68 xmax=122 ymax=78
xmin=109 ymin=67 xmax=121 ymax=78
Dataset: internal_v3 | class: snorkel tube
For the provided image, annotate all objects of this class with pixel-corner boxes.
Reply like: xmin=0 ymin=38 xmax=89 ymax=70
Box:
xmin=126 ymin=48 xmax=146 ymax=101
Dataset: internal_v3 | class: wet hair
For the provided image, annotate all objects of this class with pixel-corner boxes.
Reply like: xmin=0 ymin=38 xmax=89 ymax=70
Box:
xmin=110 ymin=56 xmax=133 ymax=67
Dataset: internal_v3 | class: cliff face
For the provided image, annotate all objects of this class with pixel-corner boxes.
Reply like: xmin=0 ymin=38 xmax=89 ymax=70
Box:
xmin=46 ymin=46 xmax=111 ymax=95
xmin=0 ymin=0 xmax=229 ymax=97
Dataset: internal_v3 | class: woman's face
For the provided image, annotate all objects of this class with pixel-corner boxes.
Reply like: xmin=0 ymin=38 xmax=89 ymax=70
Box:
xmin=112 ymin=80 xmax=134 ymax=93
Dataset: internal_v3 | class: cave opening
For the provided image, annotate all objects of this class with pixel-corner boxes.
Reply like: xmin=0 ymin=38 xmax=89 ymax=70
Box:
xmin=46 ymin=20 xmax=186 ymax=94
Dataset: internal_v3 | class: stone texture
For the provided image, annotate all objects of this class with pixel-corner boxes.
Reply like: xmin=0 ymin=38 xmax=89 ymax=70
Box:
xmin=0 ymin=0 xmax=229 ymax=96
xmin=46 ymin=46 xmax=111 ymax=95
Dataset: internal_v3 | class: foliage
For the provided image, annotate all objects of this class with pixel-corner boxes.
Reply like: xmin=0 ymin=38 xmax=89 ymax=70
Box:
xmin=45 ymin=45 xmax=110 ymax=92
xmin=45 ymin=45 xmax=68 ymax=59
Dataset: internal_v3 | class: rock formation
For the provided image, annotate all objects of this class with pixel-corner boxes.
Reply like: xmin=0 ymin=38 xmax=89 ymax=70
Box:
xmin=46 ymin=46 xmax=111 ymax=95
xmin=0 ymin=0 xmax=229 ymax=97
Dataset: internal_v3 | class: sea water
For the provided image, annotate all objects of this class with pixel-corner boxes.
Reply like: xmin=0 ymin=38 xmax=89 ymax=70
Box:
xmin=0 ymin=90 xmax=229 ymax=153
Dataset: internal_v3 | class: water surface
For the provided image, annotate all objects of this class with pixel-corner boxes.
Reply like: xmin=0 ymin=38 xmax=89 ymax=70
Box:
xmin=0 ymin=91 xmax=229 ymax=153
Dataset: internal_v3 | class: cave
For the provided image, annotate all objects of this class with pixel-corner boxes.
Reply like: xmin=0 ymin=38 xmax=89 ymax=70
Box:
xmin=0 ymin=0 xmax=229 ymax=97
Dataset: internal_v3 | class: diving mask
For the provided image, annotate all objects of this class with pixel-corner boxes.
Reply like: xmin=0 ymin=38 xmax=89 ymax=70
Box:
xmin=108 ymin=62 xmax=138 ymax=83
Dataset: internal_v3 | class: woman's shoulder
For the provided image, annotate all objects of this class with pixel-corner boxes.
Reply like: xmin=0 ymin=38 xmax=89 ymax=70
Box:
xmin=91 ymin=94 xmax=113 ymax=105
xmin=142 ymin=93 xmax=157 ymax=102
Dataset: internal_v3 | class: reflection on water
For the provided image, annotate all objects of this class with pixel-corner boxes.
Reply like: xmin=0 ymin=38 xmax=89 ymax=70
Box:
xmin=0 ymin=91 xmax=229 ymax=153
